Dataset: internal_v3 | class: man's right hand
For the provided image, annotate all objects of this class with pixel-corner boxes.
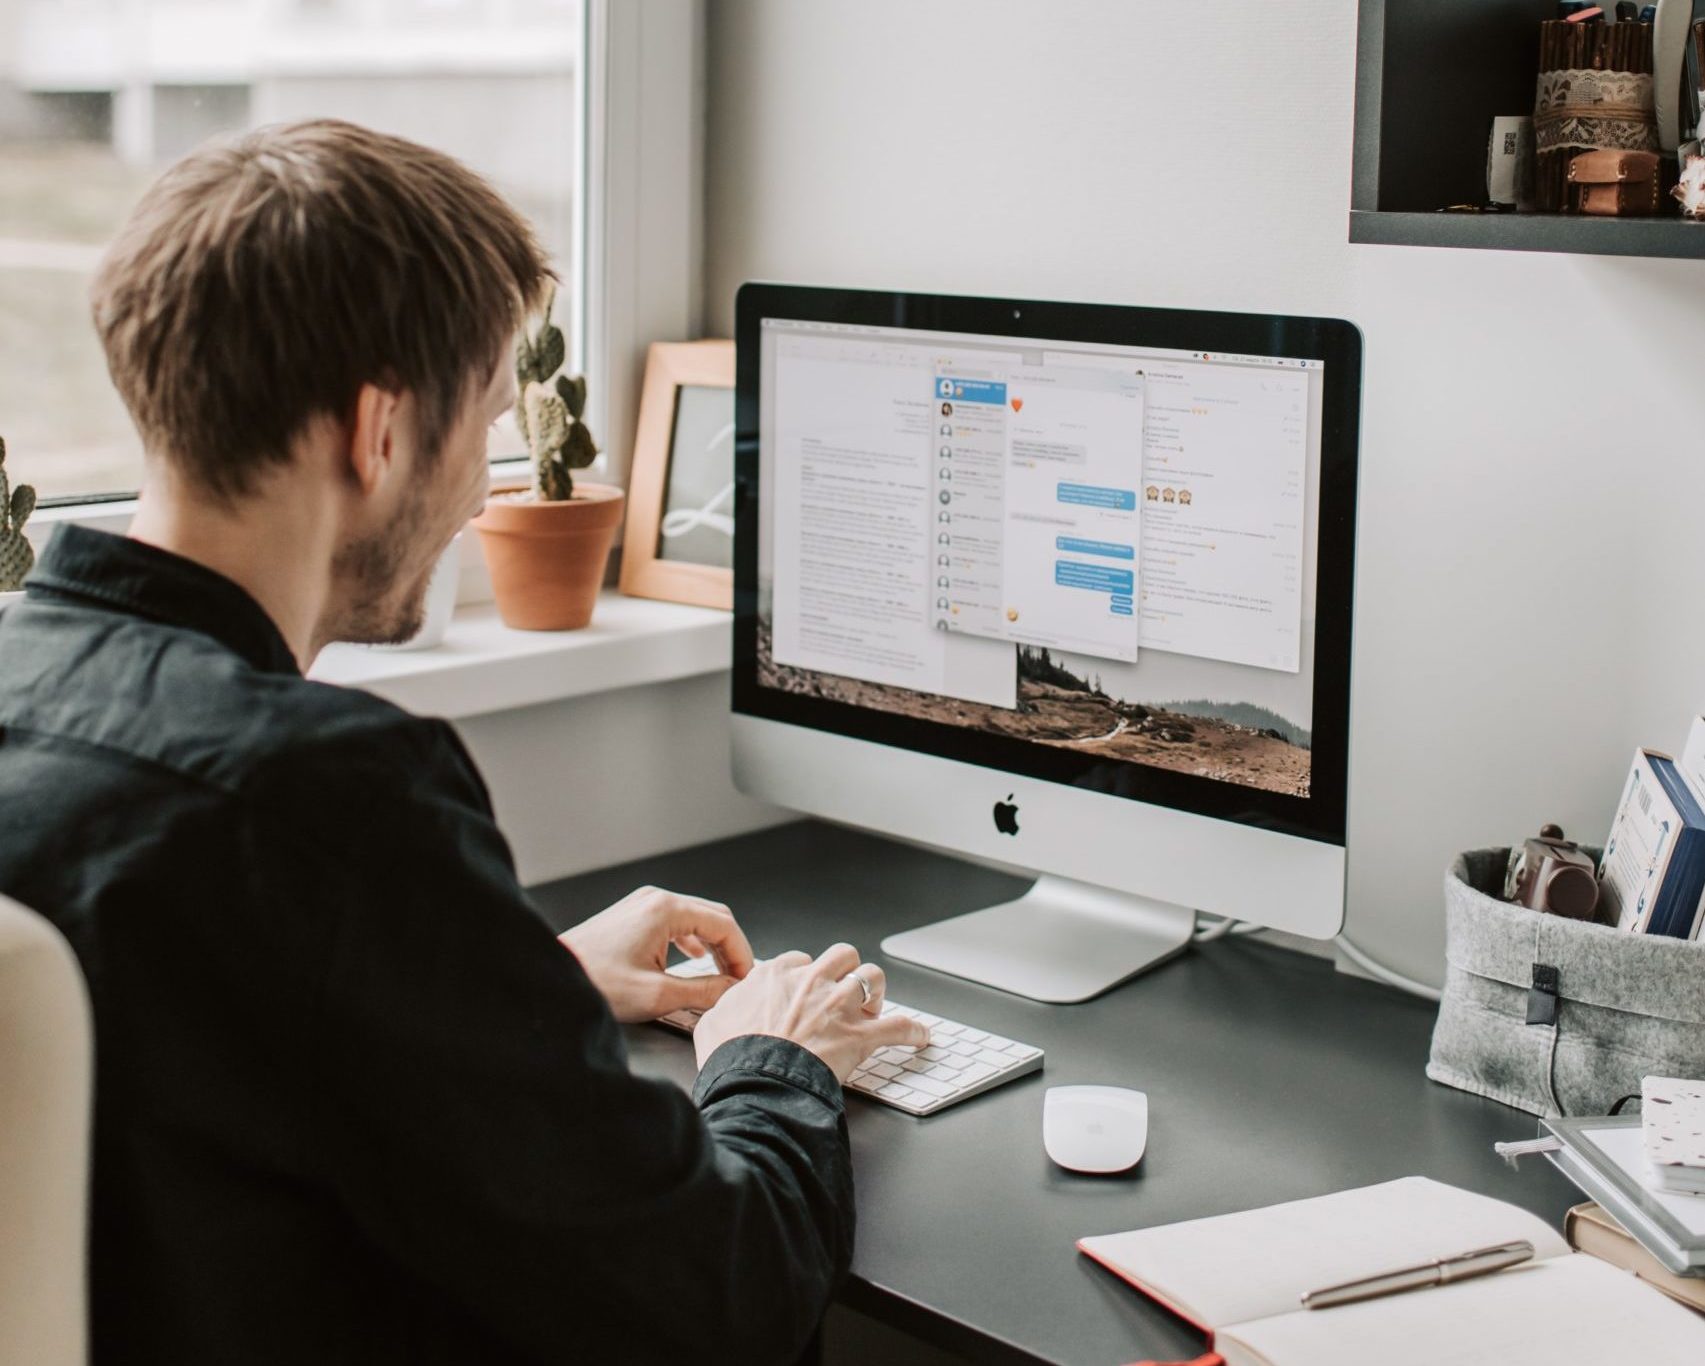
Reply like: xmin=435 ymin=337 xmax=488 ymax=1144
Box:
xmin=692 ymin=942 xmax=930 ymax=1081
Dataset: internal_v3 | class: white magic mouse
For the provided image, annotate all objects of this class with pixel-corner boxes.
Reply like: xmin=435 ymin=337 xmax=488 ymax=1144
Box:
xmin=1043 ymin=1085 xmax=1148 ymax=1174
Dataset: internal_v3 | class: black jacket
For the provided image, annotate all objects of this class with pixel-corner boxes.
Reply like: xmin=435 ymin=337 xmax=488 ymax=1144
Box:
xmin=0 ymin=526 xmax=851 ymax=1365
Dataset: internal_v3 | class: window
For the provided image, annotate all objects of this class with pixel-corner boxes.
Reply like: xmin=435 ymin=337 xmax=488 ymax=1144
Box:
xmin=0 ymin=0 xmax=584 ymax=506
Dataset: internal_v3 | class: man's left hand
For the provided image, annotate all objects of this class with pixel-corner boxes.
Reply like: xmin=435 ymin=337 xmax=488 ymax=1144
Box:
xmin=559 ymin=885 xmax=755 ymax=1023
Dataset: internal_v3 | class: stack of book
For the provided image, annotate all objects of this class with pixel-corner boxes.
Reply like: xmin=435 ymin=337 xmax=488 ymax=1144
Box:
xmin=1597 ymin=716 xmax=1705 ymax=941
xmin=1540 ymin=1109 xmax=1705 ymax=1285
xmin=1567 ymin=1203 xmax=1705 ymax=1316
xmin=1546 ymin=1085 xmax=1705 ymax=1320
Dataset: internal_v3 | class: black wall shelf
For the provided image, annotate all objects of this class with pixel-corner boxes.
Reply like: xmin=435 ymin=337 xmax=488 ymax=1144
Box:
xmin=1353 ymin=0 xmax=1705 ymax=259
xmin=1350 ymin=208 xmax=1705 ymax=257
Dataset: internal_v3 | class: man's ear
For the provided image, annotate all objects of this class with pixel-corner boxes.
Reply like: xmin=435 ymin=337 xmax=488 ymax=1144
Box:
xmin=346 ymin=382 xmax=403 ymax=496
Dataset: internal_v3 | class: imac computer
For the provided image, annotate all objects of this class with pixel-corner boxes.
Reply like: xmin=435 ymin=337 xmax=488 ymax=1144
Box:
xmin=731 ymin=285 xmax=1361 ymax=1003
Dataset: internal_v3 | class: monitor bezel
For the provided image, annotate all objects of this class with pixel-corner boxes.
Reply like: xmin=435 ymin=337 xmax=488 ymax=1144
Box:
xmin=732 ymin=283 xmax=1361 ymax=847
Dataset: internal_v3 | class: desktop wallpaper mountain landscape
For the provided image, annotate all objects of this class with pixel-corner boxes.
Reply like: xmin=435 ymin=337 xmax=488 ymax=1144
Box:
xmin=757 ymin=625 xmax=1311 ymax=797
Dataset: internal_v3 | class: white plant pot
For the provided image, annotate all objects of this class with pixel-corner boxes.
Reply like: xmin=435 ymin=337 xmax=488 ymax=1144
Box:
xmin=374 ymin=534 xmax=461 ymax=652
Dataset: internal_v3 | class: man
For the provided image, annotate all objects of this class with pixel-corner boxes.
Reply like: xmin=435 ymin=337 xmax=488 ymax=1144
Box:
xmin=0 ymin=120 xmax=928 ymax=1365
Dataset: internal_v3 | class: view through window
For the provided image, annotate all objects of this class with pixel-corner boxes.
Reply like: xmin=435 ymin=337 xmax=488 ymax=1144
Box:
xmin=0 ymin=0 xmax=582 ymax=505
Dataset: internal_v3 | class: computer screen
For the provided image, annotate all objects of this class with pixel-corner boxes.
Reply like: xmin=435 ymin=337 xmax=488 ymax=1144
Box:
xmin=733 ymin=287 xmax=1359 ymax=849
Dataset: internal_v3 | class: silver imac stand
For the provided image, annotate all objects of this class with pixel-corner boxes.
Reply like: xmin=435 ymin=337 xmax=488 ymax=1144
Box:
xmin=880 ymin=875 xmax=1197 ymax=1004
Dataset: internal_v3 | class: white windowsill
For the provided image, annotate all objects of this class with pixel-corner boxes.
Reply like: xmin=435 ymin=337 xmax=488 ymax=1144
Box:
xmin=311 ymin=594 xmax=731 ymax=720
xmin=24 ymin=486 xmax=730 ymax=722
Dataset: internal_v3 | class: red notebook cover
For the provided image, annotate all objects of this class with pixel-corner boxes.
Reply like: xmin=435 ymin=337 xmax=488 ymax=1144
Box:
xmin=1078 ymin=1238 xmax=1226 ymax=1366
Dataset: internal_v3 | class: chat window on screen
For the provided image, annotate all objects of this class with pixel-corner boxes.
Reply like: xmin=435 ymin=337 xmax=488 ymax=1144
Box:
xmin=934 ymin=365 xmax=1146 ymax=664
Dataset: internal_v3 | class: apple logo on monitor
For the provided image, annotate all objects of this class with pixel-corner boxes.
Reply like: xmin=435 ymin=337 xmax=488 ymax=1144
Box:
xmin=992 ymin=794 xmax=1019 ymax=836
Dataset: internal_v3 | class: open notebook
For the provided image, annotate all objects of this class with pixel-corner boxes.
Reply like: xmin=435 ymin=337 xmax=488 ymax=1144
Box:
xmin=1077 ymin=1177 xmax=1705 ymax=1366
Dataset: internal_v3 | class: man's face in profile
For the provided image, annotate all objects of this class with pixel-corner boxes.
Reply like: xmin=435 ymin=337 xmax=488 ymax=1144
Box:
xmin=336 ymin=359 xmax=516 ymax=645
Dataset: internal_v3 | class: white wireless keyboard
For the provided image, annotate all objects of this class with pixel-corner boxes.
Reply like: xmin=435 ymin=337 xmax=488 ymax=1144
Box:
xmin=656 ymin=956 xmax=1044 ymax=1116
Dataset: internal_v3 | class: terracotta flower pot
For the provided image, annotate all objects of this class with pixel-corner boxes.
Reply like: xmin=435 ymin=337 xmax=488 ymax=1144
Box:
xmin=472 ymin=482 xmax=625 ymax=631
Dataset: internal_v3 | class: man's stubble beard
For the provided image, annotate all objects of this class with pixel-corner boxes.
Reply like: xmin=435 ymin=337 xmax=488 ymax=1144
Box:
xmin=332 ymin=480 xmax=440 ymax=647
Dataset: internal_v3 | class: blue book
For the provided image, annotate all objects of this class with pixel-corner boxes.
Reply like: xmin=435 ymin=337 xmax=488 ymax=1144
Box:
xmin=1644 ymin=756 xmax=1705 ymax=939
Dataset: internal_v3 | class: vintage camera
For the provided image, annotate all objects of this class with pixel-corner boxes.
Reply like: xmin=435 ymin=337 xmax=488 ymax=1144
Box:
xmin=1503 ymin=824 xmax=1600 ymax=921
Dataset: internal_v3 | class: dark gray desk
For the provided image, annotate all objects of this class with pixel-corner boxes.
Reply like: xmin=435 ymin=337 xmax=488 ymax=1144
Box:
xmin=529 ymin=821 xmax=1578 ymax=1366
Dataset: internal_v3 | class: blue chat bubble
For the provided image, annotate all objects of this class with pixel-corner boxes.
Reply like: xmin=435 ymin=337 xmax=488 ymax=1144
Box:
xmin=1110 ymin=602 xmax=1134 ymax=616
xmin=1057 ymin=483 xmax=1137 ymax=511
xmin=1110 ymin=593 xmax=1133 ymax=607
xmin=1054 ymin=561 xmax=1135 ymax=595
xmin=1056 ymin=536 xmax=1135 ymax=560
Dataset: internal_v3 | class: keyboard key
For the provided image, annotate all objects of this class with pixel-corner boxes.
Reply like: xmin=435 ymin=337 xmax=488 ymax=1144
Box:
xmin=930 ymin=1020 xmax=964 ymax=1037
xmin=974 ymin=1047 xmax=1019 ymax=1068
xmin=960 ymin=1062 xmax=997 ymax=1084
xmin=958 ymin=1028 xmax=989 ymax=1043
xmin=900 ymin=1057 xmax=934 ymax=1075
xmin=869 ymin=1062 xmax=901 ymax=1080
xmin=877 ymin=1082 xmax=917 ymax=1102
xmin=925 ymin=1063 xmax=960 ymax=1082
xmin=917 ymin=1046 xmax=952 ymax=1063
xmin=983 ymin=1034 xmax=1016 ymax=1051
xmin=905 ymin=1074 xmax=956 ymax=1099
xmin=912 ymin=1011 xmax=942 ymax=1026
xmin=939 ymin=1053 xmax=973 ymax=1070
xmin=1006 ymin=1044 xmax=1042 ymax=1061
xmin=947 ymin=1039 xmax=978 ymax=1056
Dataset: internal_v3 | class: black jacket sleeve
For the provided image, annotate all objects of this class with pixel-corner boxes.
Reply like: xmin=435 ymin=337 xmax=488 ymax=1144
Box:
xmin=286 ymin=722 xmax=852 ymax=1365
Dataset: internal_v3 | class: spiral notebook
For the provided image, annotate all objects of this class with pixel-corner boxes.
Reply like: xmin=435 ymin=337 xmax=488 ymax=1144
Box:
xmin=1078 ymin=1178 xmax=1705 ymax=1366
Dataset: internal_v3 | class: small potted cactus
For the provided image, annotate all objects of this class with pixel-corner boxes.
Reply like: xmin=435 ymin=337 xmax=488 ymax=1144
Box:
xmin=0 ymin=436 xmax=38 ymax=602
xmin=472 ymin=288 xmax=624 ymax=630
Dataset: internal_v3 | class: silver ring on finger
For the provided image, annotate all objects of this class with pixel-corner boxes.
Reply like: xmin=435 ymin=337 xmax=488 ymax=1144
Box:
xmin=848 ymin=968 xmax=873 ymax=1006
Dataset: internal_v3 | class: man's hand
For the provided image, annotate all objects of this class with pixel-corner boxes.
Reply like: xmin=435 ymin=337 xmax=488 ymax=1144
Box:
xmin=692 ymin=943 xmax=931 ymax=1082
xmin=559 ymin=886 xmax=754 ymax=1023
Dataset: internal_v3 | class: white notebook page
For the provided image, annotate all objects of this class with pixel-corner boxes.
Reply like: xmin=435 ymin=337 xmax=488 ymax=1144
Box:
xmin=1224 ymin=1253 xmax=1705 ymax=1366
xmin=1077 ymin=1177 xmax=1569 ymax=1329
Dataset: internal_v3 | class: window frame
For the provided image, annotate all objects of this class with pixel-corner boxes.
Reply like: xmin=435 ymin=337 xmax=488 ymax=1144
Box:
xmin=23 ymin=0 xmax=707 ymax=592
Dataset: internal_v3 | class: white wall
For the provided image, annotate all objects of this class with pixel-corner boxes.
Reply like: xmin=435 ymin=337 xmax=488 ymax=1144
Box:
xmin=456 ymin=671 xmax=785 ymax=893
xmin=700 ymin=0 xmax=1705 ymax=987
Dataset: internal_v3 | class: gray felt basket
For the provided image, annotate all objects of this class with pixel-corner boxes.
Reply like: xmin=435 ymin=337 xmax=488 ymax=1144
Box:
xmin=1426 ymin=848 xmax=1705 ymax=1117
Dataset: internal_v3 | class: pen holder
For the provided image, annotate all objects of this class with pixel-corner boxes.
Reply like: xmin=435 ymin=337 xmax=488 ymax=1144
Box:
xmin=1532 ymin=19 xmax=1660 ymax=213
xmin=1426 ymin=848 xmax=1705 ymax=1118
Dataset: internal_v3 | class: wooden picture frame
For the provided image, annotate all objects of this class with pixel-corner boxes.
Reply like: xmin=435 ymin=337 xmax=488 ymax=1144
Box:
xmin=618 ymin=339 xmax=735 ymax=610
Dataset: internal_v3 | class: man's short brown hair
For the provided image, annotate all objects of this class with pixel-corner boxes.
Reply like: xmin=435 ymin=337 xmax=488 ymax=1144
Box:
xmin=92 ymin=119 xmax=552 ymax=500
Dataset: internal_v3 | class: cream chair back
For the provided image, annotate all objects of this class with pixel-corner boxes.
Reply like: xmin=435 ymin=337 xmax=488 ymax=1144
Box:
xmin=0 ymin=893 xmax=91 ymax=1366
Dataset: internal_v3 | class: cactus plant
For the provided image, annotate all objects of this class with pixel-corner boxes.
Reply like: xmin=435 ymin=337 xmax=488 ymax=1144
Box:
xmin=0 ymin=436 xmax=37 ymax=593
xmin=513 ymin=286 xmax=599 ymax=502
